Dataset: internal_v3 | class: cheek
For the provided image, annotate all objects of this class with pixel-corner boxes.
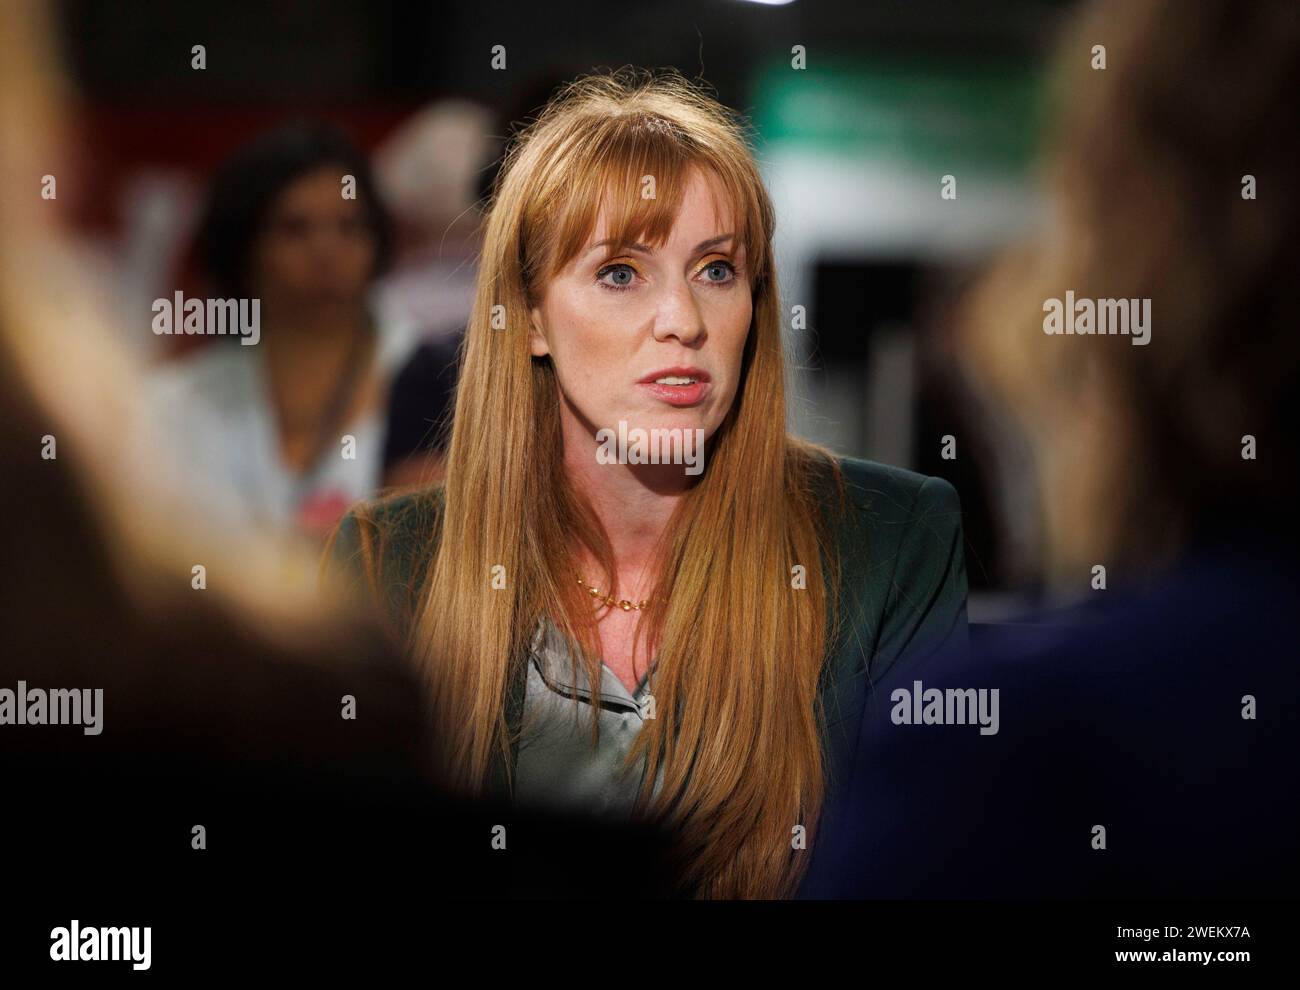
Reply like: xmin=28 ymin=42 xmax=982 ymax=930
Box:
xmin=252 ymin=239 xmax=293 ymax=287
xmin=712 ymin=291 xmax=753 ymax=371
xmin=547 ymin=295 xmax=625 ymax=386
xmin=268 ymin=236 xmax=309 ymax=270
xmin=705 ymin=294 xmax=752 ymax=418
xmin=340 ymin=241 xmax=376 ymax=282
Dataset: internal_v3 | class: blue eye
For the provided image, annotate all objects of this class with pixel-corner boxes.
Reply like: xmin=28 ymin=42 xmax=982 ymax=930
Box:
xmin=701 ymin=260 xmax=736 ymax=284
xmin=596 ymin=263 xmax=637 ymax=291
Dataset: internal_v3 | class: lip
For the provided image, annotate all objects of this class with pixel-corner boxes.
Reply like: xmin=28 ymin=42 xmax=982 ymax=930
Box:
xmin=636 ymin=366 xmax=711 ymax=385
xmin=636 ymin=366 xmax=712 ymax=407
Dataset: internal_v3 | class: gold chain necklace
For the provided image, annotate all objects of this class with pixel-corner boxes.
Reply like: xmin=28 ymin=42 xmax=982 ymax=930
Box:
xmin=575 ymin=573 xmax=651 ymax=612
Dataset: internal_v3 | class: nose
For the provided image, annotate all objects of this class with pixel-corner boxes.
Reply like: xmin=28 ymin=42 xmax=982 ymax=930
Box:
xmin=651 ymin=277 xmax=706 ymax=346
xmin=309 ymin=219 xmax=349 ymax=252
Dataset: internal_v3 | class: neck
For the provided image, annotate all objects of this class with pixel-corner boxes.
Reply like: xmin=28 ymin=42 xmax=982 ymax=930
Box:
xmin=560 ymin=406 xmax=692 ymax=590
xmin=259 ymin=303 xmax=374 ymax=440
xmin=262 ymin=302 xmax=369 ymax=358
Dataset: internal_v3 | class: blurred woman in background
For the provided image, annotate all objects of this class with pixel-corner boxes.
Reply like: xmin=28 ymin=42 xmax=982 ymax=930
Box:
xmin=151 ymin=123 xmax=416 ymax=539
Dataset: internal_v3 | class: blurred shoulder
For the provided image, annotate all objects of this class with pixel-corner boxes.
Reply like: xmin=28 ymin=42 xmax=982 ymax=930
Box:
xmin=842 ymin=455 xmax=958 ymax=510
xmin=323 ymin=486 xmax=445 ymax=631
xmin=820 ymin=456 xmax=969 ymax=679
xmin=812 ymin=454 xmax=962 ymax=533
xmin=345 ymin=484 xmax=445 ymax=537
xmin=149 ymin=344 xmax=257 ymax=407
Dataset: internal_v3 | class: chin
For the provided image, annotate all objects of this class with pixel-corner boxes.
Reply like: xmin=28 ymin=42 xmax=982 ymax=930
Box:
xmin=637 ymin=410 xmax=710 ymax=435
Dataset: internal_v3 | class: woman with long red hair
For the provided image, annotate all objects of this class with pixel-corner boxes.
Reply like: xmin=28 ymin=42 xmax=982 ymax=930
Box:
xmin=328 ymin=67 xmax=968 ymax=898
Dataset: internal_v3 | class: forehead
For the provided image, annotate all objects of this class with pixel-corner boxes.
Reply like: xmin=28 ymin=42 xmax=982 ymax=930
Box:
xmin=586 ymin=169 xmax=738 ymax=249
xmin=273 ymin=165 xmax=361 ymax=209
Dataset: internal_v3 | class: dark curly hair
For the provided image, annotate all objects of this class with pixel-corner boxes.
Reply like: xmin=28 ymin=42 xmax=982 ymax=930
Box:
xmin=195 ymin=121 xmax=393 ymax=299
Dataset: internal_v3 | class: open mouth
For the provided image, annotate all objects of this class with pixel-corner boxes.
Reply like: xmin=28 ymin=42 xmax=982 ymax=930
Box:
xmin=636 ymin=370 xmax=711 ymax=407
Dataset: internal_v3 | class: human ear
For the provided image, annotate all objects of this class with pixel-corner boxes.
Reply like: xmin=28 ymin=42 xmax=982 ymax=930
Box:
xmin=528 ymin=305 xmax=550 ymax=357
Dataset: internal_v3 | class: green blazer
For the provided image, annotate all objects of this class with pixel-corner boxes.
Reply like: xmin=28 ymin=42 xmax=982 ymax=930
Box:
xmin=326 ymin=456 xmax=968 ymax=806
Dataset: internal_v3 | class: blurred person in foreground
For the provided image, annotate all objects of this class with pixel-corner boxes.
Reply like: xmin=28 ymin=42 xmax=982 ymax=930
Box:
xmin=0 ymin=3 xmax=673 ymax=949
xmin=150 ymin=122 xmax=418 ymax=541
xmin=801 ymin=0 xmax=1300 ymax=898
xmin=0 ymin=0 xmax=444 ymax=919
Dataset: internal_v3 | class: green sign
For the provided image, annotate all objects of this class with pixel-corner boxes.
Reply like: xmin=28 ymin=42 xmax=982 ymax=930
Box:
xmin=751 ymin=55 xmax=1045 ymax=173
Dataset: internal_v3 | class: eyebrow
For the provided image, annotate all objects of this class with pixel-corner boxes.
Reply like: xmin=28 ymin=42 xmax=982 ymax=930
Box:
xmin=587 ymin=233 xmax=736 ymax=255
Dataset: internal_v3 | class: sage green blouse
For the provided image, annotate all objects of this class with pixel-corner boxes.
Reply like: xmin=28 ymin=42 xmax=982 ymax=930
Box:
xmin=514 ymin=615 xmax=663 ymax=819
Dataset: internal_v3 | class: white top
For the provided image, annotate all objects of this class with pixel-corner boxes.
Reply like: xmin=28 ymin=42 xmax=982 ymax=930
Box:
xmin=148 ymin=311 xmax=416 ymax=537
